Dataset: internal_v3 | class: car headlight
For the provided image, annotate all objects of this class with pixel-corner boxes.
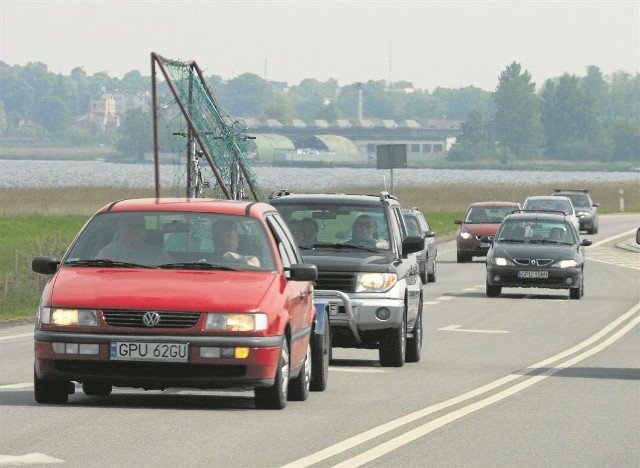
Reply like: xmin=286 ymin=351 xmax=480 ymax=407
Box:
xmin=460 ymin=232 xmax=473 ymax=239
xmin=555 ymin=259 xmax=578 ymax=268
xmin=205 ymin=313 xmax=268 ymax=331
xmin=40 ymin=307 xmax=98 ymax=326
xmin=491 ymin=257 xmax=511 ymax=266
xmin=356 ymin=272 xmax=397 ymax=292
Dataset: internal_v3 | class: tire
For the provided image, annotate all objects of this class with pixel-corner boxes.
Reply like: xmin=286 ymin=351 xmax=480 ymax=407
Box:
xmin=34 ymin=368 xmax=71 ymax=404
xmin=288 ymin=343 xmax=311 ymax=401
xmin=310 ymin=310 xmax=330 ymax=392
xmin=255 ymin=341 xmax=289 ymax=409
xmin=457 ymin=251 xmax=470 ymax=263
xmin=82 ymin=381 xmax=112 ymax=396
xmin=569 ymin=275 xmax=584 ymax=300
xmin=379 ymin=311 xmax=406 ymax=367
xmin=427 ymin=258 xmax=437 ymax=283
xmin=486 ymin=283 xmax=502 ymax=297
xmin=405 ymin=299 xmax=423 ymax=363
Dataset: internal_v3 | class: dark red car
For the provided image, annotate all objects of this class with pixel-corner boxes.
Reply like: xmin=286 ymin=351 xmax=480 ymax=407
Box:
xmin=31 ymin=198 xmax=326 ymax=409
xmin=455 ymin=201 xmax=522 ymax=262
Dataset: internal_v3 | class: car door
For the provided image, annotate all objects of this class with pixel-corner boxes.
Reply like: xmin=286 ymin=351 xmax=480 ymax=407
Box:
xmin=265 ymin=213 xmax=313 ymax=369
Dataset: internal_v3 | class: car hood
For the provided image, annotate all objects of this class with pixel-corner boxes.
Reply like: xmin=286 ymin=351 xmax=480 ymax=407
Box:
xmin=302 ymin=250 xmax=397 ymax=273
xmin=46 ymin=267 xmax=276 ymax=312
xmin=492 ymin=242 xmax=578 ymax=260
xmin=460 ymin=223 xmax=501 ymax=236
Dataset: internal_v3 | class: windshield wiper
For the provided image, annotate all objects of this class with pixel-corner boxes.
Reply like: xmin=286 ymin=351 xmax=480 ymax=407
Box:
xmin=318 ymin=243 xmax=380 ymax=253
xmin=498 ymin=238 xmax=525 ymax=243
xmin=65 ymin=259 xmax=154 ymax=269
xmin=158 ymin=262 xmax=237 ymax=271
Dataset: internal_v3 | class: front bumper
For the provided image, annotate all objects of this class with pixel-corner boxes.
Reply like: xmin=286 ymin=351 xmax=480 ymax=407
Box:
xmin=34 ymin=330 xmax=284 ymax=389
xmin=486 ymin=266 xmax=582 ymax=290
xmin=314 ymin=289 xmax=405 ymax=345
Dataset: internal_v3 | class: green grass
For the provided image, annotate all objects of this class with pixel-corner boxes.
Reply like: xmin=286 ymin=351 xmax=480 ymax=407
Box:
xmin=0 ymin=214 xmax=89 ymax=319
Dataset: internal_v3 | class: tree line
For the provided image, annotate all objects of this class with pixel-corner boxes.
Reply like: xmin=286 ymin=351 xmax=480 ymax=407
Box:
xmin=1 ymin=60 xmax=638 ymax=163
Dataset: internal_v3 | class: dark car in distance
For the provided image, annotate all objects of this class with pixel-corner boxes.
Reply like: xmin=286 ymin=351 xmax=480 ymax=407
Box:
xmin=402 ymin=207 xmax=437 ymax=283
xmin=484 ymin=210 xmax=592 ymax=299
xmin=552 ymin=189 xmax=599 ymax=234
xmin=455 ymin=201 xmax=522 ymax=263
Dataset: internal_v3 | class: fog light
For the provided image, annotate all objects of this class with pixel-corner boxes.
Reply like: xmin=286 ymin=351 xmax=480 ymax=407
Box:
xmin=493 ymin=275 xmax=501 ymax=282
xmin=220 ymin=347 xmax=235 ymax=358
xmin=375 ymin=308 xmax=391 ymax=320
xmin=200 ymin=347 xmax=221 ymax=358
xmin=79 ymin=344 xmax=99 ymax=355
xmin=235 ymin=347 xmax=250 ymax=359
xmin=565 ymin=278 xmax=574 ymax=285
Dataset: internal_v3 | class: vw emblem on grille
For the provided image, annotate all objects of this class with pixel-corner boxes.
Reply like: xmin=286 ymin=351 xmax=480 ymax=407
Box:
xmin=142 ymin=311 xmax=161 ymax=327
xmin=530 ymin=259 xmax=537 ymax=266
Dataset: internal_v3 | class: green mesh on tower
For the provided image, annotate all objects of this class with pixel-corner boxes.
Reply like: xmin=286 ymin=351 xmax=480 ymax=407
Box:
xmin=156 ymin=55 xmax=265 ymax=201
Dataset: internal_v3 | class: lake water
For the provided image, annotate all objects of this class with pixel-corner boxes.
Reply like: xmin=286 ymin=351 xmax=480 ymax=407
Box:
xmin=1 ymin=159 xmax=638 ymax=190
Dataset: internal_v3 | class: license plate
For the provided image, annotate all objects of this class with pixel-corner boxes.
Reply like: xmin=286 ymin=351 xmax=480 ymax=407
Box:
xmin=518 ymin=270 xmax=549 ymax=279
xmin=326 ymin=303 xmax=340 ymax=316
xmin=110 ymin=342 xmax=189 ymax=362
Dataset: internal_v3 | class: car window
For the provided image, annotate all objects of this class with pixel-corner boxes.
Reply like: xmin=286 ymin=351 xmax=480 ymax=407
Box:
xmin=404 ymin=214 xmax=422 ymax=236
xmin=498 ymin=219 xmax=576 ymax=243
xmin=64 ymin=211 xmax=277 ymax=270
xmin=274 ymin=202 xmax=391 ymax=251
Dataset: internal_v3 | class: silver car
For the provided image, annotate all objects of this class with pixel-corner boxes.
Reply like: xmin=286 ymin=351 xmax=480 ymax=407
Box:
xmin=522 ymin=195 xmax=580 ymax=233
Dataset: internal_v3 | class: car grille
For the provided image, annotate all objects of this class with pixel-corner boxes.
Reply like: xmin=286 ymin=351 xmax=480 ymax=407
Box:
xmin=102 ymin=310 xmax=200 ymax=328
xmin=514 ymin=258 xmax=553 ymax=266
xmin=315 ymin=271 xmax=356 ymax=292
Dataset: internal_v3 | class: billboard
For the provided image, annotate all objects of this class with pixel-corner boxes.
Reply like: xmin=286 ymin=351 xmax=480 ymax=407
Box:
xmin=376 ymin=144 xmax=407 ymax=169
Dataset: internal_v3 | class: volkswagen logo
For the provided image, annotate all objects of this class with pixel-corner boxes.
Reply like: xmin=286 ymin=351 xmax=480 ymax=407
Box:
xmin=142 ymin=311 xmax=161 ymax=327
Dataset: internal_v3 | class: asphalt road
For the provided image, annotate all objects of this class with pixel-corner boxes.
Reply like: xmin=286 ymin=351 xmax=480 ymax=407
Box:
xmin=1 ymin=213 xmax=639 ymax=468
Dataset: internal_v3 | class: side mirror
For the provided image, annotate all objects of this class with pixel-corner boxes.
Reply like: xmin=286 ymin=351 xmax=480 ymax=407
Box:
xmin=454 ymin=219 xmax=463 ymax=225
xmin=424 ymin=230 xmax=436 ymax=238
xmin=32 ymin=256 xmax=59 ymax=274
xmin=636 ymin=227 xmax=640 ymax=245
xmin=287 ymin=263 xmax=318 ymax=281
xmin=580 ymin=239 xmax=593 ymax=247
xmin=402 ymin=235 xmax=425 ymax=256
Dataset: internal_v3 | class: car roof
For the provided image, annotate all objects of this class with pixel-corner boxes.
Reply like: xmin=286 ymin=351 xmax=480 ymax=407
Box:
xmin=269 ymin=191 xmax=400 ymax=206
xmin=96 ymin=198 xmax=277 ymax=217
xmin=467 ymin=201 xmax=521 ymax=208
xmin=525 ymin=195 xmax=571 ymax=202
xmin=504 ymin=211 xmax=569 ymax=222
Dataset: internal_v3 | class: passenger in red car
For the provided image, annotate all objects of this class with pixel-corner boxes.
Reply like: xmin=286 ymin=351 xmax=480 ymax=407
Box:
xmin=96 ymin=216 xmax=167 ymax=265
xmin=211 ymin=218 xmax=260 ymax=267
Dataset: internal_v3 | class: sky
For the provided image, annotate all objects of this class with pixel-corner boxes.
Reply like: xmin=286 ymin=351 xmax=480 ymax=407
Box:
xmin=1 ymin=0 xmax=639 ymax=92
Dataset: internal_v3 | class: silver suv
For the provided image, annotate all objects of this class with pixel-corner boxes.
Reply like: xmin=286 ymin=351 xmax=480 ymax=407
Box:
xmin=269 ymin=191 xmax=425 ymax=367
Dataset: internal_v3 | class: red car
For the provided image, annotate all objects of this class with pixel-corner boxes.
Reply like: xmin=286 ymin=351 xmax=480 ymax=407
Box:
xmin=455 ymin=201 xmax=522 ymax=262
xmin=31 ymin=198 xmax=326 ymax=409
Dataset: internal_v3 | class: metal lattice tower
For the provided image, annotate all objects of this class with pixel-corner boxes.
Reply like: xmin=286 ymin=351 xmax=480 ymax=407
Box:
xmin=151 ymin=52 xmax=264 ymax=201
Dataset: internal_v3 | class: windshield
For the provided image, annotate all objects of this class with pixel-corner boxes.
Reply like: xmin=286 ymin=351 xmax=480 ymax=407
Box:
xmin=273 ymin=202 xmax=391 ymax=251
xmin=465 ymin=206 xmax=516 ymax=223
xmin=63 ymin=211 xmax=276 ymax=271
xmin=497 ymin=219 xmax=576 ymax=244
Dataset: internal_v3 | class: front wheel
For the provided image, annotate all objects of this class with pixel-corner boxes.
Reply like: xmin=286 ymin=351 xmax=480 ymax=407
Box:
xmin=427 ymin=258 xmax=437 ymax=283
xmin=379 ymin=312 xmax=406 ymax=367
xmin=486 ymin=283 xmax=502 ymax=297
xmin=255 ymin=341 xmax=290 ymax=409
xmin=288 ymin=343 xmax=310 ymax=401
xmin=405 ymin=300 xmax=423 ymax=363
xmin=569 ymin=275 xmax=584 ymax=300
xmin=34 ymin=368 xmax=72 ymax=404
xmin=310 ymin=310 xmax=330 ymax=392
